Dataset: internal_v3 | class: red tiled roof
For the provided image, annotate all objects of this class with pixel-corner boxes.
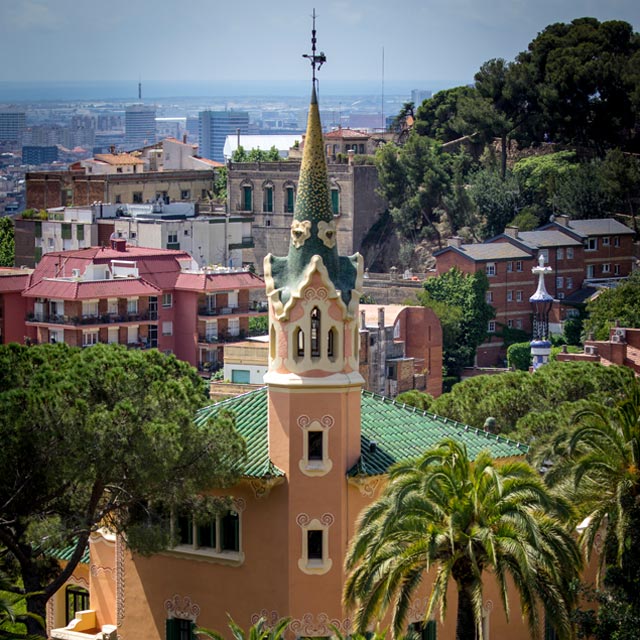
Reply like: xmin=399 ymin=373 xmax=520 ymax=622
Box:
xmin=0 ymin=271 xmax=32 ymax=293
xmin=324 ymin=128 xmax=370 ymax=140
xmin=93 ymin=153 xmax=144 ymax=165
xmin=174 ymin=271 xmax=265 ymax=292
xmin=23 ymin=277 xmax=161 ymax=300
xmin=191 ymin=155 xmax=224 ymax=167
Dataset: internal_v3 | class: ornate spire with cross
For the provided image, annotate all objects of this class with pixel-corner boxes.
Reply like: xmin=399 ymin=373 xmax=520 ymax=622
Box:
xmin=302 ymin=9 xmax=326 ymax=84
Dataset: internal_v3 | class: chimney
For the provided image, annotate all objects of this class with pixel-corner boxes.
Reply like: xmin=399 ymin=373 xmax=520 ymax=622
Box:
xmin=448 ymin=236 xmax=463 ymax=248
xmin=504 ymin=226 xmax=519 ymax=238
xmin=347 ymin=149 xmax=354 ymax=166
xmin=378 ymin=306 xmax=385 ymax=330
xmin=555 ymin=215 xmax=570 ymax=228
xmin=183 ymin=133 xmax=187 ymax=144
xmin=360 ymin=310 xmax=366 ymax=330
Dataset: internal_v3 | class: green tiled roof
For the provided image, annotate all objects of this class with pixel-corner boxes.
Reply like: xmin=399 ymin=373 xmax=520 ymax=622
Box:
xmin=351 ymin=390 xmax=528 ymax=476
xmin=46 ymin=539 xmax=90 ymax=564
xmin=198 ymin=388 xmax=526 ymax=479
xmin=195 ymin=389 xmax=284 ymax=478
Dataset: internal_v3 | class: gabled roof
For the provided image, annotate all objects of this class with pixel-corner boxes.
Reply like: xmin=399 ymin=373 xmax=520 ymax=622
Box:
xmin=515 ymin=230 xmax=582 ymax=248
xmin=0 ymin=269 xmax=32 ymax=292
xmin=195 ymin=388 xmax=526 ymax=479
xmin=324 ymin=128 xmax=370 ymax=140
xmin=544 ymin=217 xmax=634 ymax=238
xmin=93 ymin=153 xmax=144 ymax=166
xmin=175 ymin=271 xmax=265 ymax=292
xmin=435 ymin=243 xmax=531 ymax=261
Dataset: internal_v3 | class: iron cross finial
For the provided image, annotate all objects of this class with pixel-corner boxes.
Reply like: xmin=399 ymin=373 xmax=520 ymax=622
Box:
xmin=302 ymin=9 xmax=326 ymax=83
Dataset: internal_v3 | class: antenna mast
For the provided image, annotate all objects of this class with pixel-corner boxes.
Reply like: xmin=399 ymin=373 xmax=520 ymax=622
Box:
xmin=302 ymin=9 xmax=326 ymax=88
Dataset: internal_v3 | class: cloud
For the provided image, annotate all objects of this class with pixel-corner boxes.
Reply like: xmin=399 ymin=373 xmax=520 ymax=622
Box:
xmin=5 ymin=1 xmax=63 ymax=31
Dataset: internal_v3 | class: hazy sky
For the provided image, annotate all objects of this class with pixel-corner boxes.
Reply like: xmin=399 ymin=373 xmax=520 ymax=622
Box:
xmin=1 ymin=0 xmax=638 ymax=92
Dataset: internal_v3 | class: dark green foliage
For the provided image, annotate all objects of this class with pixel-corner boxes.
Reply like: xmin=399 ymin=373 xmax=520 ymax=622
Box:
xmin=0 ymin=218 xmax=14 ymax=268
xmin=395 ymin=390 xmax=433 ymax=411
xmin=429 ymin=360 xmax=633 ymax=438
xmin=248 ymin=315 xmax=268 ymax=335
xmin=231 ymin=145 xmax=281 ymax=162
xmin=344 ymin=440 xmax=581 ymax=640
xmin=563 ymin=315 xmax=584 ymax=346
xmin=0 ymin=344 xmax=245 ymax=636
xmin=419 ymin=268 xmax=494 ymax=377
xmin=507 ymin=341 xmax=531 ymax=371
xmin=583 ymin=272 xmax=640 ymax=340
xmin=375 ymin=137 xmax=451 ymax=246
xmin=468 ymin=168 xmax=521 ymax=239
xmin=413 ymin=86 xmax=477 ymax=142
xmin=212 ymin=166 xmax=227 ymax=202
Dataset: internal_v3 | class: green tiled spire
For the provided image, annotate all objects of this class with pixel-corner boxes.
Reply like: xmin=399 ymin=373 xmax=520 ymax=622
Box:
xmin=266 ymin=83 xmax=360 ymax=308
xmin=286 ymin=84 xmax=339 ymax=277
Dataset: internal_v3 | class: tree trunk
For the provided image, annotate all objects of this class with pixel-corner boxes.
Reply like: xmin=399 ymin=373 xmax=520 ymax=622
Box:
xmin=455 ymin=585 xmax=477 ymax=640
xmin=24 ymin=582 xmax=48 ymax=638
xmin=500 ymin=133 xmax=508 ymax=180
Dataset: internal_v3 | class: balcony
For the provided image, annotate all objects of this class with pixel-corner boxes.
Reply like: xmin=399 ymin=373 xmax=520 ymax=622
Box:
xmin=26 ymin=310 xmax=159 ymax=326
xmin=197 ymin=330 xmax=248 ymax=345
xmin=197 ymin=303 xmax=267 ymax=318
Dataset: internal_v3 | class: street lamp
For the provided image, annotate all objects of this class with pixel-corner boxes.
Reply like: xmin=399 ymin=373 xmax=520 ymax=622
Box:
xmin=529 ymin=253 xmax=554 ymax=371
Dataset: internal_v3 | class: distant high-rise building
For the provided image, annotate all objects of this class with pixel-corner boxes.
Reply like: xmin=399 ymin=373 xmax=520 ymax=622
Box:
xmin=0 ymin=108 xmax=26 ymax=143
xmin=199 ymin=110 xmax=249 ymax=162
xmin=125 ymin=105 xmax=156 ymax=149
xmin=22 ymin=145 xmax=59 ymax=165
xmin=411 ymin=89 xmax=432 ymax=106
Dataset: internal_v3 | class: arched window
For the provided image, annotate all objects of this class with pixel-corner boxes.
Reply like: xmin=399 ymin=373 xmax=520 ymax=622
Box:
xmin=310 ymin=308 xmax=320 ymax=358
xmin=262 ymin=182 xmax=273 ymax=213
xmin=295 ymin=327 xmax=305 ymax=358
xmin=327 ymin=327 xmax=337 ymax=360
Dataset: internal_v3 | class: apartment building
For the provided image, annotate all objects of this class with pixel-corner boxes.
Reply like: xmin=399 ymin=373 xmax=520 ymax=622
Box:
xmin=0 ymin=238 xmax=266 ymax=373
xmin=435 ymin=216 xmax=636 ymax=366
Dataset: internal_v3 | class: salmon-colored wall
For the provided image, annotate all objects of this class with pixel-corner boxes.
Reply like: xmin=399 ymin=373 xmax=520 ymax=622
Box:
xmin=89 ymin=533 xmax=118 ymax=629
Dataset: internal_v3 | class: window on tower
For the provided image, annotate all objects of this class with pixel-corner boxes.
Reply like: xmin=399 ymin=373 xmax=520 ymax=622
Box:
xmin=295 ymin=327 xmax=305 ymax=358
xmin=310 ymin=307 xmax=320 ymax=358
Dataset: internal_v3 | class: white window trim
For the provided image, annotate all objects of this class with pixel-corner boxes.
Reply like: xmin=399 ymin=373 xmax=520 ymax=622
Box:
xmin=488 ymin=321 xmax=496 ymax=333
xmin=486 ymin=262 xmax=496 ymax=277
xmin=162 ymin=293 xmax=173 ymax=308
xmin=298 ymin=415 xmax=333 ymax=477
xmin=162 ymin=321 xmax=173 ymax=336
xmin=296 ymin=513 xmax=333 ymax=575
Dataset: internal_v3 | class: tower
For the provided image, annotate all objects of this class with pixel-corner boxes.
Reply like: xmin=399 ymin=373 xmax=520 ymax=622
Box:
xmin=198 ymin=110 xmax=249 ymax=162
xmin=125 ymin=104 xmax=156 ymax=149
xmin=529 ymin=253 xmax=554 ymax=370
xmin=263 ymin=13 xmax=364 ymax=622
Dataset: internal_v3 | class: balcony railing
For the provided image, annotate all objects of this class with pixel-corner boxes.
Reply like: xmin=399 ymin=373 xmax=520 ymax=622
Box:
xmin=197 ymin=303 xmax=267 ymax=317
xmin=26 ymin=311 xmax=159 ymax=326
xmin=197 ymin=330 xmax=247 ymax=344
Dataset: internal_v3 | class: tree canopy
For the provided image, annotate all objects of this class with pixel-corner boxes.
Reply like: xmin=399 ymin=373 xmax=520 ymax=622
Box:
xmin=0 ymin=218 xmax=14 ymax=268
xmin=583 ymin=272 xmax=640 ymax=340
xmin=0 ymin=344 xmax=245 ymax=636
xmin=419 ymin=268 xmax=494 ymax=377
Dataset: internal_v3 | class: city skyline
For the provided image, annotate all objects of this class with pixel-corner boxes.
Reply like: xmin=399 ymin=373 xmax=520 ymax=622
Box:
xmin=1 ymin=0 xmax=638 ymax=97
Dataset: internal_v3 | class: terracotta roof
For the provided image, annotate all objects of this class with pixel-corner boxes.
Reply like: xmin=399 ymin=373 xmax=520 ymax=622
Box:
xmin=164 ymin=137 xmax=197 ymax=148
xmin=324 ymin=128 xmax=370 ymax=140
xmin=23 ymin=277 xmax=161 ymax=300
xmin=174 ymin=271 xmax=265 ymax=292
xmin=93 ymin=153 xmax=144 ymax=165
xmin=191 ymin=155 xmax=224 ymax=167
xmin=195 ymin=388 xmax=526 ymax=479
xmin=0 ymin=270 xmax=32 ymax=292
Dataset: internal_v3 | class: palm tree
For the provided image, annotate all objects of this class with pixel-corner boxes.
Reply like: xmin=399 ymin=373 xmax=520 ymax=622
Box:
xmin=196 ymin=615 xmax=290 ymax=640
xmin=545 ymin=378 xmax=640 ymax=577
xmin=344 ymin=439 xmax=581 ymax=640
